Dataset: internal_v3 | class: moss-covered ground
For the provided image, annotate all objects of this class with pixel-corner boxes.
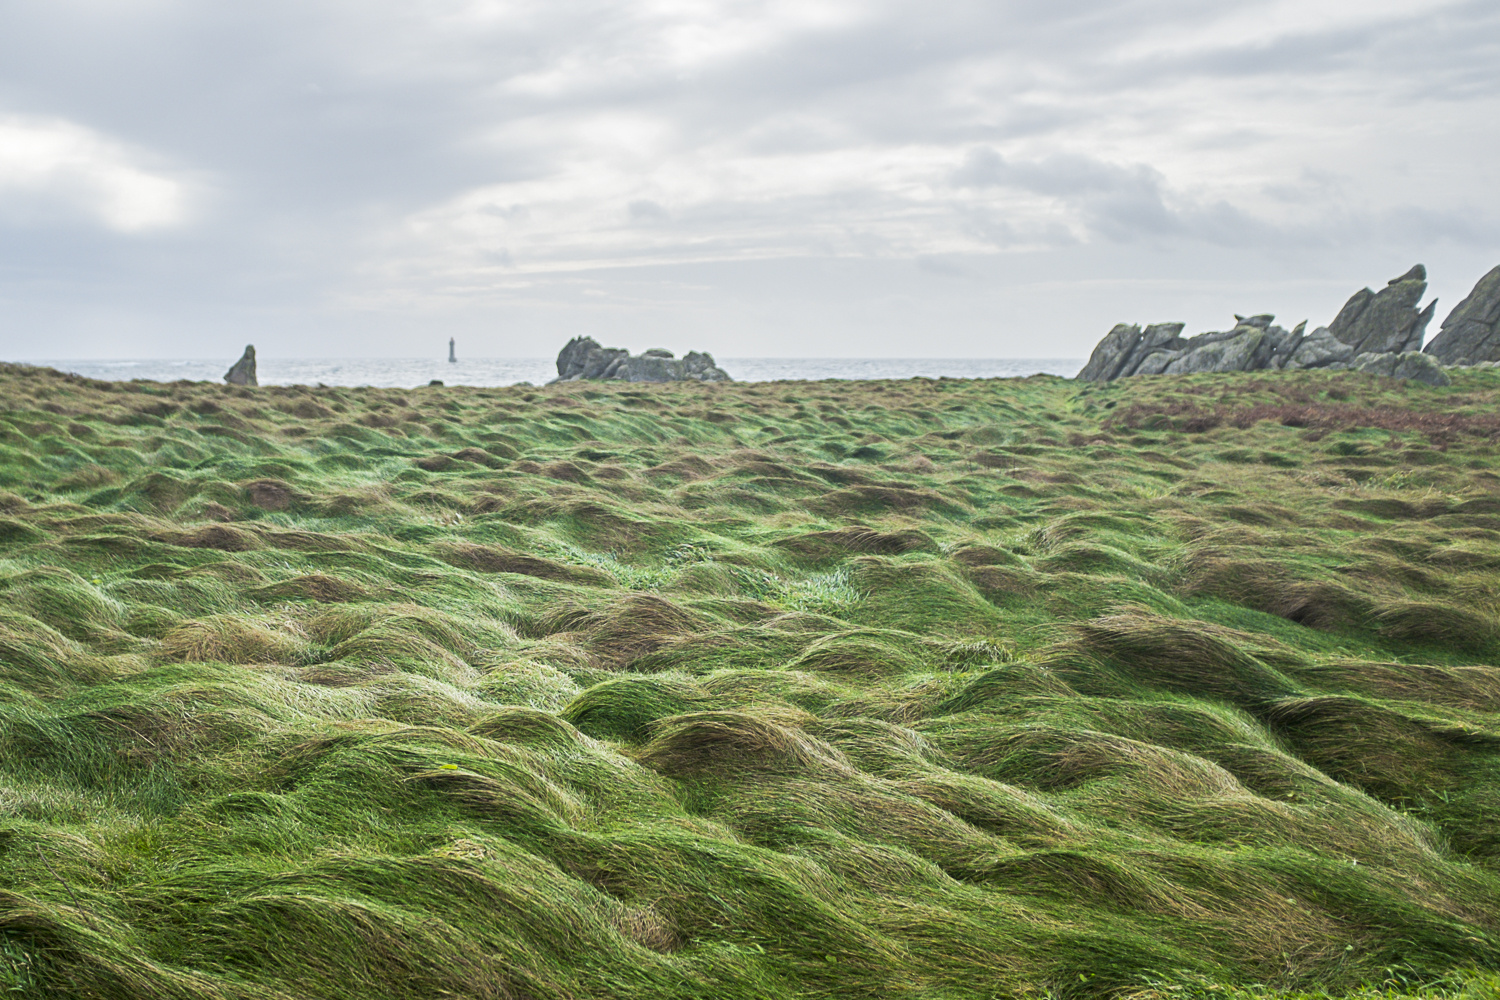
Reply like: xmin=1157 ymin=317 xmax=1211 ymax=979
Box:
xmin=1 ymin=362 xmax=1500 ymax=999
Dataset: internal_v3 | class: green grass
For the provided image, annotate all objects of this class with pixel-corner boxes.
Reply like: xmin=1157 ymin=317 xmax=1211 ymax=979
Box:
xmin=0 ymin=363 xmax=1499 ymax=998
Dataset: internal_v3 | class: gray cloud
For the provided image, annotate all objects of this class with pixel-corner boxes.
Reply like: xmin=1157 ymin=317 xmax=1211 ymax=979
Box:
xmin=950 ymin=146 xmax=1274 ymax=248
xmin=627 ymin=199 xmax=670 ymax=223
xmin=0 ymin=0 xmax=1496 ymax=360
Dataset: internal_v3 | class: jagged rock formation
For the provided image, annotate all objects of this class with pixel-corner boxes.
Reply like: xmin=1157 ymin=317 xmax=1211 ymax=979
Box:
xmin=224 ymin=345 xmax=257 ymax=386
xmin=549 ymin=337 xmax=732 ymax=384
xmin=1423 ymin=266 xmax=1500 ymax=365
xmin=1077 ymin=266 xmax=1450 ymax=386
xmin=1283 ymin=327 xmax=1355 ymax=370
xmin=1078 ymin=315 xmax=1310 ymax=381
xmin=1327 ymin=265 xmax=1435 ymax=356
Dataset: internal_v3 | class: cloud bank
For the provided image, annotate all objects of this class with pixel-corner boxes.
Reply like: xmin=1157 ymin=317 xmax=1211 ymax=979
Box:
xmin=0 ymin=0 xmax=1496 ymax=359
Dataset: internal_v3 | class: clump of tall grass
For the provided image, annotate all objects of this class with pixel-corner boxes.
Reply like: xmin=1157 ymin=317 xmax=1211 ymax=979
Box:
xmin=727 ymin=565 xmax=867 ymax=618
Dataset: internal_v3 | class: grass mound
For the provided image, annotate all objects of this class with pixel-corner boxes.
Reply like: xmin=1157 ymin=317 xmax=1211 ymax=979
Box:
xmin=2 ymin=362 xmax=1500 ymax=998
xmin=1054 ymin=611 xmax=1300 ymax=706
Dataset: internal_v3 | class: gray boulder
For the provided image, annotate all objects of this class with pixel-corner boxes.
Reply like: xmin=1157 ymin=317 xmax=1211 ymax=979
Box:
xmin=549 ymin=337 xmax=732 ymax=384
xmin=1077 ymin=323 xmax=1148 ymax=382
xmin=1394 ymin=352 xmax=1451 ymax=385
xmin=1422 ymin=265 xmax=1500 ymax=364
xmin=1162 ymin=326 xmax=1264 ymax=374
xmin=1078 ymin=316 xmax=1312 ymax=380
xmin=555 ymin=336 xmax=628 ymax=380
xmin=1077 ymin=322 xmax=1187 ymax=381
xmin=1284 ymin=326 xmax=1355 ymax=369
xmin=1126 ymin=323 xmax=1190 ymax=374
xmin=682 ymin=351 xmax=726 ymax=379
xmin=224 ymin=345 xmax=257 ymax=386
xmin=1352 ymin=353 xmax=1400 ymax=377
xmin=1353 ymin=350 xmax=1451 ymax=386
xmin=1252 ymin=321 xmax=1306 ymax=369
xmin=1327 ymin=264 xmax=1436 ymax=356
xmin=1133 ymin=347 xmax=1182 ymax=376
xmin=554 ymin=335 xmax=596 ymax=376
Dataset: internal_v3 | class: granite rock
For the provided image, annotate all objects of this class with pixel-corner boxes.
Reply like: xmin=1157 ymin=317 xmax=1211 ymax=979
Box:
xmin=1327 ymin=265 xmax=1436 ymax=356
xmin=1077 ymin=265 xmax=1452 ymax=384
xmin=555 ymin=337 xmax=628 ymax=380
xmin=1422 ymin=265 xmax=1500 ymax=364
xmin=1284 ymin=327 xmax=1355 ymax=369
xmin=1076 ymin=323 xmax=1147 ymax=382
xmin=1161 ymin=327 xmax=1264 ymax=374
xmin=224 ymin=345 xmax=257 ymax=386
xmin=550 ymin=337 xmax=732 ymax=383
xmin=1077 ymin=323 xmax=1187 ymax=381
xmin=1078 ymin=317 xmax=1305 ymax=380
xmin=1353 ymin=350 xmax=1451 ymax=386
xmin=1251 ymin=321 xmax=1307 ymax=370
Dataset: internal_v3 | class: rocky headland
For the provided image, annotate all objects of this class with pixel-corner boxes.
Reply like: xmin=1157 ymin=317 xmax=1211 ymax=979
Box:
xmin=1078 ymin=264 xmax=1500 ymax=386
xmin=549 ymin=336 xmax=732 ymax=384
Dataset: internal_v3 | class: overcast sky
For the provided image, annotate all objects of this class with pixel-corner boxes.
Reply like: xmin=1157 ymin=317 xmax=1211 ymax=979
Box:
xmin=1 ymin=0 xmax=1497 ymax=361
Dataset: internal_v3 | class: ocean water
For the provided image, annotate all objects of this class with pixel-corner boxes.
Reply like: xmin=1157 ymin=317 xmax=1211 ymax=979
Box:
xmin=28 ymin=357 xmax=1084 ymax=387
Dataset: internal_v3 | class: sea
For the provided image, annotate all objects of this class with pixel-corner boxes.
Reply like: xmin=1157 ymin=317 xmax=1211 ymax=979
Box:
xmin=26 ymin=357 xmax=1084 ymax=387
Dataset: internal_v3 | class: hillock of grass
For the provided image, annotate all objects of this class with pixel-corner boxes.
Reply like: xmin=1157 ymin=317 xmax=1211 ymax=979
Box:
xmin=1 ymin=362 xmax=1499 ymax=998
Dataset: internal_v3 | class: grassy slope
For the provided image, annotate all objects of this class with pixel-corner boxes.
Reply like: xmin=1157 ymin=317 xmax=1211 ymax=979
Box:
xmin=0 ymin=362 xmax=1499 ymax=999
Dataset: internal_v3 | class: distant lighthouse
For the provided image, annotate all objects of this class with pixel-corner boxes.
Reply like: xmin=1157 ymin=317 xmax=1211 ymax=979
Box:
xmin=448 ymin=337 xmax=457 ymax=363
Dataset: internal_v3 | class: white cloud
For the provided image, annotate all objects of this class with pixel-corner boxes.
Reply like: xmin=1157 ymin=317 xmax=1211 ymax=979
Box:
xmin=0 ymin=114 xmax=191 ymax=231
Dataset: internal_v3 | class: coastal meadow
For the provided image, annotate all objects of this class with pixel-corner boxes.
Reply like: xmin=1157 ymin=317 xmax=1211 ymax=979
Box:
xmin=1 ymin=362 xmax=1499 ymax=998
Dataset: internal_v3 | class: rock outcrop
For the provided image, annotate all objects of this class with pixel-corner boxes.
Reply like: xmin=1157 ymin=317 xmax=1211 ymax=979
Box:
xmin=549 ymin=337 xmax=732 ymax=384
xmin=224 ymin=345 xmax=257 ymax=386
xmin=1078 ymin=315 xmax=1310 ymax=381
xmin=1422 ymin=266 xmax=1500 ymax=365
xmin=1077 ymin=266 xmax=1450 ymax=386
xmin=1352 ymin=350 xmax=1450 ymax=385
xmin=1327 ymin=265 xmax=1435 ymax=356
xmin=1283 ymin=326 xmax=1355 ymax=370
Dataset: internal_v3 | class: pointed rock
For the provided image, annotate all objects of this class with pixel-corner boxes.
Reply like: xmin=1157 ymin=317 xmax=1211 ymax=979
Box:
xmin=224 ymin=345 xmax=257 ymax=386
xmin=1389 ymin=264 xmax=1426 ymax=285
xmin=1285 ymin=327 xmax=1356 ymax=369
xmin=1077 ymin=324 xmax=1142 ymax=382
xmin=1327 ymin=265 xmax=1433 ymax=355
xmin=1423 ymin=265 xmax=1500 ymax=364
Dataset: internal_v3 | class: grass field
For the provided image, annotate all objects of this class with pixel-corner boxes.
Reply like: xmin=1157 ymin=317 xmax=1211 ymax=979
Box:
xmin=1 ymin=361 xmax=1499 ymax=999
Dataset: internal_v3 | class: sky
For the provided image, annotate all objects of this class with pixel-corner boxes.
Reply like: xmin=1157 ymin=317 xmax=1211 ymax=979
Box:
xmin=0 ymin=0 xmax=1497 ymax=361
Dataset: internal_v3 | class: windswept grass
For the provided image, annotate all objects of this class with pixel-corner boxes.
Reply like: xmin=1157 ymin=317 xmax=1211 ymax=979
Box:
xmin=1 ymin=361 xmax=1500 ymax=997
